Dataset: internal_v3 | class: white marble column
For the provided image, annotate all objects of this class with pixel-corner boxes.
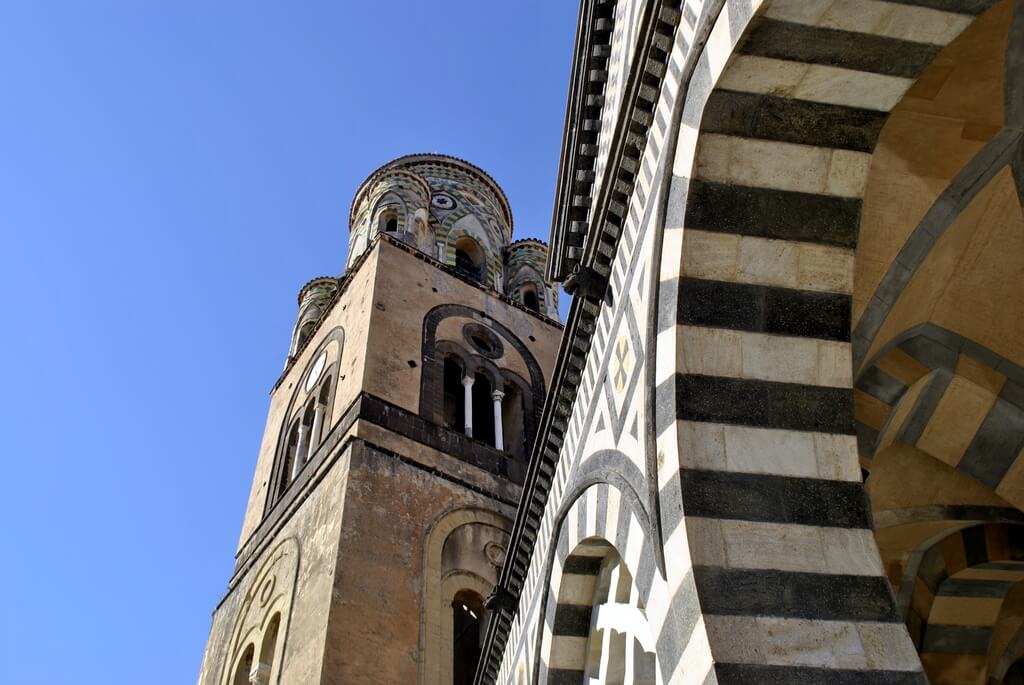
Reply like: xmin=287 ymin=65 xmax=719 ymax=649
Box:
xmin=293 ymin=424 xmax=310 ymax=479
xmin=462 ymin=375 xmax=475 ymax=437
xmin=491 ymin=389 xmax=505 ymax=451
xmin=310 ymin=402 xmax=326 ymax=455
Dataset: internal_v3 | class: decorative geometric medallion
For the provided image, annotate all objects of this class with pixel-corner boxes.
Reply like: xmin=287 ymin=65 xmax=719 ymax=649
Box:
xmin=603 ymin=304 xmax=645 ymax=443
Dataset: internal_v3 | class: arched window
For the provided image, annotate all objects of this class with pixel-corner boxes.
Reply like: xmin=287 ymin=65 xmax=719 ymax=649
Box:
xmin=521 ymin=286 xmax=539 ymax=313
xmin=584 ymin=552 xmax=657 ymax=684
xmin=253 ymin=613 xmax=280 ymax=685
xmin=452 ymin=590 xmax=486 ymax=685
xmin=454 ymin=237 xmax=485 ymax=283
xmin=443 ymin=358 xmax=466 ymax=431
xmin=501 ymin=383 xmax=526 ymax=458
xmin=380 ymin=209 xmax=399 ymax=233
xmin=295 ymin=320 xmax=316 ymax=352
xmin=275 ymin=375 xmax=333 ymax=502
xmin=471 ymin=372 xmax=495 ymax=447
xmin=231 ymin=644 xmax=254 ymax=685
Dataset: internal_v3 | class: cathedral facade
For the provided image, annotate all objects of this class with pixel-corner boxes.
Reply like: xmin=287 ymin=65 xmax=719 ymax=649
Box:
xmin=200 ymin=1 xmax=1024 ymax=684
xmin=476 ymin=1 xmax=1024 ymax=684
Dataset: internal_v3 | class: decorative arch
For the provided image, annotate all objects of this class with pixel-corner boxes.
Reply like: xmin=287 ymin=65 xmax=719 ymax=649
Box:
xmin=419 ymin=507 xmax=513 ymax=685
xmin=534 ymin=481 xmax=670 ymax=685
xmin=419 ymin=305 xmax=546 ymax=455
xmin=645 ymin=0 xmax=1011 ymax=680
xmin=220 ymin=537 xmax=299 ymax=685
xmin=266 ymin=327 xmax=344 ymax=511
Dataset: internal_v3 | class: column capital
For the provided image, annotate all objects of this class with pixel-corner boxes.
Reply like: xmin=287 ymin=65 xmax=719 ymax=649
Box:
xmin=491 ymin=389 xmax=505 ymax=402
xmin=462 ymin=375 xmax=475 ymax=387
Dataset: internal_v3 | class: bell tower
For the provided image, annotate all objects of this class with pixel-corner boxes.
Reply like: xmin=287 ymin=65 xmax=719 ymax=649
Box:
xmin=196 ymin=154 xmax=563 ymax=685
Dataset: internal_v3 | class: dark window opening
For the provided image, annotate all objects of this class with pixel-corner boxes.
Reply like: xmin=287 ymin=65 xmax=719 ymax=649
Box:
xmin=1008 ymin=660 xmax=1024 ymax=685
xmin=278 ymin=422 xmax=299 ymax=499
xmin=523 ymin=288 xmax=539 ymax=312
xmin=501 ymin=383 xmax=526 ymax=458
xmin=380 ymin=209 xmax=399 ymax=233
xmin=232 ymin=645 xmax=254 ymax=685
xmin=453 ymin=591 xmax=485 ymax=685
xmin=454 ymin=237 xmax=485 ymax=283
xmin=471 ymin=372 xmax=495 ymax=447
xmin=443 ymin=358 xmax=465 ymax=431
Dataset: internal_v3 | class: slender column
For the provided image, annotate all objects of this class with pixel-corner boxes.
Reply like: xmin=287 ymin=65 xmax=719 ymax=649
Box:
xmin=249 ymin=663 xmax=271 ymax=685
xmin=462 ymin=375 xmax=475 ymax=437
xmin=293 ymin=424 xmax=310 ymax=479
xmin=310 ymin=402 xmax=326 ymax=455
xmin=491 ymin=389 xmax=505 ymax=451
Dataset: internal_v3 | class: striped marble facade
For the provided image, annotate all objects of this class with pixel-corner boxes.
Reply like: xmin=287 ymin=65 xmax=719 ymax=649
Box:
xmin=476 ymin=0 xmax=1015 ymax=683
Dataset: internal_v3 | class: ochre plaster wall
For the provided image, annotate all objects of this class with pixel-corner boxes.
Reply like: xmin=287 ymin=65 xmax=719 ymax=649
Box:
xmin=361 ymin=239 xmax=562 ymax=415
xmin=199 ymin=446 xmax=353 ymax=685
xmin=319 ymin=441 xmax=515 ymax=684
xmin=855 ymin=0 xmax=1010 ymax=325
xmin=236 ymin=248 xmax=378 ymax=550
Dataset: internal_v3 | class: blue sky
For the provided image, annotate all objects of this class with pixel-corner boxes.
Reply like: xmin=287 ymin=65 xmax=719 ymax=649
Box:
xmin=0 ymin=2 xmax=576 ymax=682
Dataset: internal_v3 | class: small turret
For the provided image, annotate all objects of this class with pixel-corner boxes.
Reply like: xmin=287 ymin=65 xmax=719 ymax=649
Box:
xmin=507 ymin=239 xmax=557 ymax=318
xmin=287 ymin=276 xmax=340 ymax=362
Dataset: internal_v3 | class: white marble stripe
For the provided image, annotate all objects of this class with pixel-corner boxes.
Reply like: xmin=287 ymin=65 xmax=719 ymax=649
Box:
xmin=687 ymin=517 xmax=885 ymax=576
xmin=696 ymin=133 xmax=872 ymax=198
xmin=679 ymin=325 xmax=853 ymax=388
xmin=679 ymin=421 xmax=863 ymax=482
xmin=548 ymin=635 xmax=588 ymax=670
xmin=624 ymin=514 xmax=645 ymax=574
xmin=765 ymin=0 xmax=972 ymax=46
xmin=704 ymin=615 xmax=923 ymax=671
xmin=605 ymin=487 xmax=623 ymax=546
xmin=683 ymin=229 xmax=855 ymax=294
xmin=674 ymin=616 xmax=714 ymax=685
xmin=557 ymin=573 xmax=598 ymax=607
xmin=718 ymin=55 xmax=913 ymax=112
xmin=586 ymin=486 xmax=598 ymax=541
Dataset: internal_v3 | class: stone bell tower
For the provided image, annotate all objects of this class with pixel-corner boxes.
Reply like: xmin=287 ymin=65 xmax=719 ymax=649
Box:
xmin=196 ymin=154 xmax=563 ymax=685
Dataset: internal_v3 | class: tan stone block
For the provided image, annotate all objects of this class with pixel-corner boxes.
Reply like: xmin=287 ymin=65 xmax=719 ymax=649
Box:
xmin=928 ymin=597 xmax=1002 ymax=626
xmin=724 ymin=425 xmax=819 ymax=478
xmin=816 ymin=0 xmax=970 ymax=45
xmin=796 ymin=242 xmax=855 ymax=294
xmin=719 ymin=520 xmax=826 ymax=573
xmin=717 ymin=55 xmax=809 ymax=100
xmin=763 ymin=0 xmax=830 ymax=25
xmin=813 ymin=433 xmax=862 ymax=482
xmin=956 ymin=567 xmax=1024 ymax=582
xmin=548 ymin=636 xmax=588 ymax=670
xmin=683 ymin=230 xmax=738 ymax=281
xmin=822 ymin=529 xmax=885 ymax=576
xmin=686 ymin=517 xmax=727 ymax=567
xmin=875 ymin=348 xmax=931 ymax=387
xmin=920 ymin=652 xmax=987 ymax=685
xmin=679 ymin=421 xmax=728 ymax=472
xmin=826 ymin=149 xmax=872 ymax=198
xmin=736 ymin=235 xmax=798 ymax=289
xmin=756 ymin=617 xmax=866 ymax=668
xmin=856 ymin=622 xmax=923 ymax=671
xmin=680 ymin=325 xmax=742 ymax=378
xmin=795 ymin=64 xmax=912 ymax=111
xmin=817 ymin=340 xmax=853 ymax=388
xmin=740 ymin=331 xmax=819 ymax=385
xmin=917 ymin=376 xmax=996 ymax=467
xmin=854 ymin=389 xmax=892 ymax=431
xmin=995 ymin=447 xmax=1024 ymax=510
xmin=955 ymin=353 xmax=1006 ymax=394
